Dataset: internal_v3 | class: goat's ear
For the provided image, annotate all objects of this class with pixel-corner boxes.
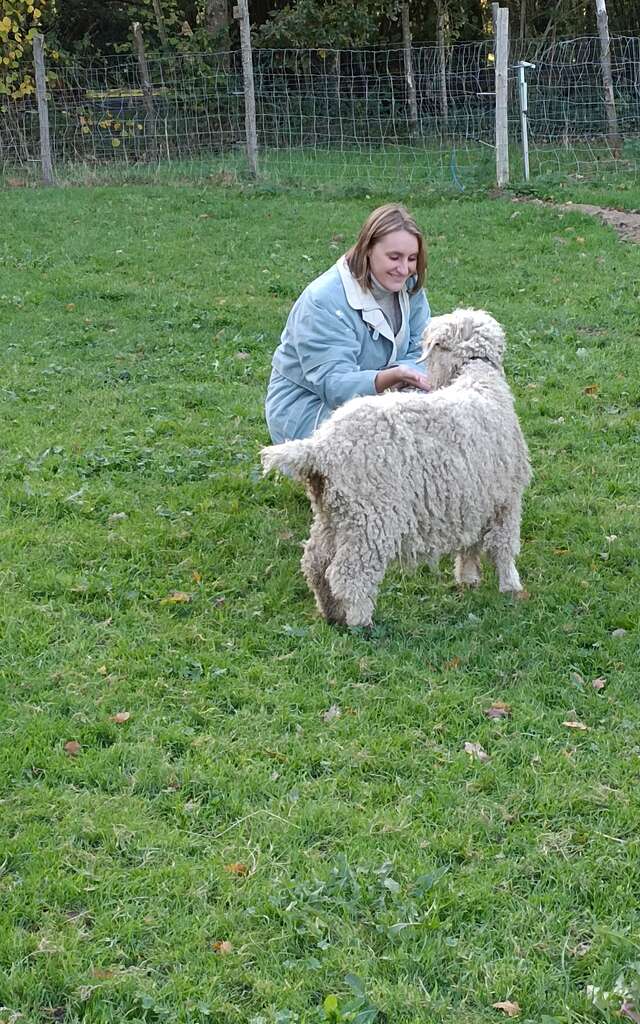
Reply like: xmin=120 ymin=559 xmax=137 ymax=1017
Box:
xmin=460 ymin=314 xmax=475 ymax=342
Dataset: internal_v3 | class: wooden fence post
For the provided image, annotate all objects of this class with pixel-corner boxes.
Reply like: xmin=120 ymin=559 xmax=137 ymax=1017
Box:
xmin=233 ymin=0 xmax=258 ymax=178
xmin=495 ymin=5 xmax=509 ymax=187
xmin=595 ymin=0 xmax=622 ymax=157
xmin=32 ymin=34 xmax=55 ymax=185
xmin=132 ymin=22 xmax=158 ymax=161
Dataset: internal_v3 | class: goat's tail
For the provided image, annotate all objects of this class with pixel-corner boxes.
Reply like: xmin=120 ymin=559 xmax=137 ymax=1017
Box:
xmin=260 ymin=438 xmax=318 ymax=482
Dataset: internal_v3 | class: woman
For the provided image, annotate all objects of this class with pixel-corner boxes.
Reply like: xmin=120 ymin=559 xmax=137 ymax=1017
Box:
xmin=265 ymin=203 xmax=431 ymax=443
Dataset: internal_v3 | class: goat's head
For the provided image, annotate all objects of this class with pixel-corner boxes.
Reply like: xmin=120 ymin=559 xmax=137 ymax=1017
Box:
xmin=418 ymin=308 xmax=506 ymax=389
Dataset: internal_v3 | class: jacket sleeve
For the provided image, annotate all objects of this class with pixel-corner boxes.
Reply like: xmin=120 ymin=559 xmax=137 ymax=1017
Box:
xmin=402 ymin=288 xmax=431 ymax=368
xmin=293 ymin=294 xmax=379 ymax=409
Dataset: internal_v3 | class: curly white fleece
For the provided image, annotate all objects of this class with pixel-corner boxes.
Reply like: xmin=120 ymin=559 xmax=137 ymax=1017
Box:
xmin=262 ymin=308 xmax=532 ymax=627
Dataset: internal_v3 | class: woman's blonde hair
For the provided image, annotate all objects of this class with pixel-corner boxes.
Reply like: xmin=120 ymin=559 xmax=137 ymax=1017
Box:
xmin=346 ymin=203 xmax=427 ymax=294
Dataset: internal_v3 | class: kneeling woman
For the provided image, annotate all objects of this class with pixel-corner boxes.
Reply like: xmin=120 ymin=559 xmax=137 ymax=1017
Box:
xmin=265 ymin=203 xmax=431 ymax=443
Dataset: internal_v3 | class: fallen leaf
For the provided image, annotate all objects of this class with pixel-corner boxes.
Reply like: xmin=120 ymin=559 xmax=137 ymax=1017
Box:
xmin=97 ymin=664 xmax=108 ymax=675
xmin=64 ymin=740 xmax=81 ymax=757
xmin=160 ymin=590 xmax=192 ymax=604
xmin=492 ymin=1001 xmax=521 ymax=1017
xmin=592 ymin=676 xmax=606 ymax=691
xmin=583 ymin=384 xmax=599 ymax=396
xmin=484 ymin=701 xmax=511 ymax=719
xmin=444 ymin=656 xmax=461 ymax=670
xmin=569 ymin=671 xmax=585 ymax=686
xmin=514 ymin=589 xmax=530 ymax=601
xmin=611 ymin=628 xmax=627 ymax=638
xmin=224 ymin=862 xmax=248 ymax=876
xmin=65 ymin=303 xmax=76 ymax=312
xmin=464 ymin=741 xmax=490 ymax=763
xmin=234 ymin=351 xmax=250 ymax=360
xmin=562 ymin=720 xmax=588 ymax=731
xmin=212 ymin=940 xmax=233 ymax=954
xmin=323 ymin=703 xmax=341 ymax=723
xmin=111 ymin=711 xmax=130 ymax=724
xmin=553 ymin=547 xmax=569 ymax=555
xmin=192 ymin=570 xmax=202 ymax=583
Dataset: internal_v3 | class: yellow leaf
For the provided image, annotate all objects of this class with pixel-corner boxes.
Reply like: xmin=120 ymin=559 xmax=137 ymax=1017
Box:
xmin=111 ymin=711 xmax=130 ymax=724
xmin=111 ymin=138 xmax=121 ymax=148
xmin=562 ymin=720 xmax=588 ymax=730
xmin=160 ymin=590 xmax=192 ymax=604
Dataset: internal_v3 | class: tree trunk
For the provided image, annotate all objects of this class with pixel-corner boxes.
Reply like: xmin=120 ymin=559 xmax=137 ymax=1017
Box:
xmin=436 ymin=1 xmax=449 ymax=139
xmin=205 ymin=0 xmax=230 ymax=42
xmin=401 ymin=2 xmax=418 ymax=136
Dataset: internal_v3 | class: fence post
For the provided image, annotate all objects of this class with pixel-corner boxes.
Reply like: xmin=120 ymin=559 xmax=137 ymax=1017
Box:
xmin=595 ymin=0 xmax=622 ymax=157
xmin=516 ymin=61 xmax=535 ymax=180
xmin=132 ymin=22 xmax=158 ymax=161
xmin=233 ymin=0 xmax=258 ymax=178
xmin=436 ymin=2 xmax=449 ymax=139
xmin=32 ymin=34 xmax=55 ymax=185
xmin=401 ymin=2 xmax=418 ymax=136
xmin=495 ymin=5 xmax=509 ymax=187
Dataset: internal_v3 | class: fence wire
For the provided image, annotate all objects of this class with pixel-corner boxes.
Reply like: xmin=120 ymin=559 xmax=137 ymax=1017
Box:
xmin=2 ymin=35 xmax=639 ymax=188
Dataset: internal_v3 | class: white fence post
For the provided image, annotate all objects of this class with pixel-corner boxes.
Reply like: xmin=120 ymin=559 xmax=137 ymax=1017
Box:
xmin=495 ymin=6 xmax=509 ymax=187
xmin=516 ymin=60 xmax=535 ymax=181
xmin=233 ymin=0 xmax=258 ymax=178
xmin=32 ymin=34 xmax=55 ymax=185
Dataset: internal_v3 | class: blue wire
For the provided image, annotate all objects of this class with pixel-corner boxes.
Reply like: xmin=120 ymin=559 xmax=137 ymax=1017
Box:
xmin=450 ymin=147 xmax=465 ymax=191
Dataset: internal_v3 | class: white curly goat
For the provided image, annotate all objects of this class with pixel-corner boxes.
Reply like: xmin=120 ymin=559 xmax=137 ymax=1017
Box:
xmin=261 ymin=308 xmax=532 ymax=627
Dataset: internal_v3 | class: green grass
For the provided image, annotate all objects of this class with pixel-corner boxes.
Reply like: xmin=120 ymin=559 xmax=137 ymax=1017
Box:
xmin=0 ymin=184 xmax=639 ymax=1024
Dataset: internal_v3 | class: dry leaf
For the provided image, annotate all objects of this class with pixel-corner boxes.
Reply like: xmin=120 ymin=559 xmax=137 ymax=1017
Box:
xmin=611 ymin=628 xmax=627 ymax=639
xmin=192 ymin=570 xmax=202 ymax=583
xmin=161 ymin=590 xmax=192 ymax=604
xmin=621 ymin=1002 xmax=640 ymax=1023
xmin=64 ymin=740 xmax=81 ymax=757
xmin=111 ymin=711 xmax=130 ymax=724
xmin=592 ymin=676 xmax=606 ymax=691
xmin=224 ymin=862 xmax=248 ymax=876
xmin=513 ymin=589 xmax=530 ymax=601
xmin=444 ymin=656 xmax=461 ymax=670
xmin=97 ymin=664 xmax=108 ymax=675
xmin=492 ymin=1001 xmax=521 ymax=1017
xmin=583 ymin=384 xmax=599 ymax=396
xmin=65 ymin=303 xmax=76 ymax=312
xmin=562 ymin=720 xmax=588 ymax=731
xmin=323 ymin=703 xmax=341 ymax=723
xmin=212 ymin=940 xmax=233 ymax=954
xmin=464 ymin=741 xmax=490 ymax=763
xmin=484 ymin=701 xmax=511 ymax=719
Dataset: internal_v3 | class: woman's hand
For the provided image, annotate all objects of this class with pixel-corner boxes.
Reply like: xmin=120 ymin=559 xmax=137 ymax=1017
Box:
xmin=374 ymin=365 xmax=431 ymax=394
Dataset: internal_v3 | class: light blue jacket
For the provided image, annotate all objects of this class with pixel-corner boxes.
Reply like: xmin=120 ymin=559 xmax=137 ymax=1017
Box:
xmin=265 ymin=256 xmax=431 ymax=442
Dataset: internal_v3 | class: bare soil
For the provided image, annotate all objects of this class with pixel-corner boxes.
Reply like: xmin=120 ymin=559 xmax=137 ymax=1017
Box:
xmin=512 ymin=195 xmax=640 ymax=243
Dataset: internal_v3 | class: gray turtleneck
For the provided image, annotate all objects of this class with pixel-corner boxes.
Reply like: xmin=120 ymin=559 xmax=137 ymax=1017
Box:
xmin=369 ymin=274 xmax=403 ymax=337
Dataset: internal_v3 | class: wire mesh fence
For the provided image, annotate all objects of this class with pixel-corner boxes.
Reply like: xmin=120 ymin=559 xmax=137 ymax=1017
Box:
xmin=2 ymin=34 xmax=640 ymax=189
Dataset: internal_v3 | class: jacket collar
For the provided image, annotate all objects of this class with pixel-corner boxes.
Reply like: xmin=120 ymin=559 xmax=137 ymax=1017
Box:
xmin=337 ymin=256 xmax=409 ymax=348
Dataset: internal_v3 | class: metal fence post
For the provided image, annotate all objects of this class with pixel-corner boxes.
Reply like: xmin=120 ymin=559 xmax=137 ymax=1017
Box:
xmin=516 ymin=60 xmax=535 ymax=180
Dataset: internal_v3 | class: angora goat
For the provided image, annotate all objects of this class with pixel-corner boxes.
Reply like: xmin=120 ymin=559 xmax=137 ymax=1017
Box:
xmin=261 ymin=308 xmax=531 ymax=627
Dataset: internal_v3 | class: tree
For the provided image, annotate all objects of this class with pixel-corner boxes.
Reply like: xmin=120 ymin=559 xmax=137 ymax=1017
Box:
xmin=0 ymin=0 xmax=53 ymax=98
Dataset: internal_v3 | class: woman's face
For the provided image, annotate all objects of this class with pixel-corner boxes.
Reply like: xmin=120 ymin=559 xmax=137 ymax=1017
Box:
xmin=368 ymin=229 xmax=419 ymax=292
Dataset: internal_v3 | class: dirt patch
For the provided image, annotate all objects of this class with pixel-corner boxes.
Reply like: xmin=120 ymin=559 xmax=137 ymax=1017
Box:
xmin=512 ymin=195 xmax=640 ymax=243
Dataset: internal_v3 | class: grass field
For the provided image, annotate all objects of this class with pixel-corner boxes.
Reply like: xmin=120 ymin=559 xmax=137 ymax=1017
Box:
xmin=0 ymin=183 xmax=639 ymax=1024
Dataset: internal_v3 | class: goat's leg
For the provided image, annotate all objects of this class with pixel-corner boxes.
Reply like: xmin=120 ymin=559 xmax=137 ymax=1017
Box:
xmin=326 ymin=530 xmax=390 ymax=627
xmin=484 ymin=502 xmax=524 ymax=594
xmin=454 ymin=545 xmax=482 ymax=587
xmin=301 ymin=519 xmax=346 ymax=624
